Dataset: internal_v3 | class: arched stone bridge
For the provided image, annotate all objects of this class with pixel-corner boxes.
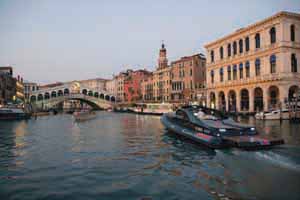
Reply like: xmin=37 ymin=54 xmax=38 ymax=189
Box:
xmin=29 ymin=81 xmax=116 ymax=110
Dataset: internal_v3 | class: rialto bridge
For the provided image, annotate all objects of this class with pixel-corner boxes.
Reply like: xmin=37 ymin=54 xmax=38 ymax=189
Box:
xmin=29 ymin=81 xmax=116 ymax=110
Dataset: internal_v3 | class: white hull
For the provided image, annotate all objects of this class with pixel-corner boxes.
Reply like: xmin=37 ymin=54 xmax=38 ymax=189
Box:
xmin=255 ymin=110 xmax=299 ymax=120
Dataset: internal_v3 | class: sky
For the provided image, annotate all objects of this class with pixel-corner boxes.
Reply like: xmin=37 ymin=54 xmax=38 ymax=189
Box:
xmin=0 ymin=0 xmax=299 ymax=84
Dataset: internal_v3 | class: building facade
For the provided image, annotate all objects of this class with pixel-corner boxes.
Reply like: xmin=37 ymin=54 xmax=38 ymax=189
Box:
xmin=0 ymin=67 xmax=15 ymax=105
xmin=15 ymin=76 xmax=25 ymax=102
xmin=205 ymin=11 xmax=300 ymax=113
xmin=141 ymin=73 xmax=154 ymax=102
xmin=0 ymin=66 xmax=25 ymax=105
xmin=152 ymin=43 xmax=172 ymax=102
xmin=24 ymin=81 xmax=39 ymax=100
xmin=105 ymin=78 xmax=117 ymax=99
xmin=78 ymin=78 xmax=108 ymax=92
xmin=123 ymin=69 xmax=151 ymax=103
xmin=170 ymin=53 xmax=206 ymax=103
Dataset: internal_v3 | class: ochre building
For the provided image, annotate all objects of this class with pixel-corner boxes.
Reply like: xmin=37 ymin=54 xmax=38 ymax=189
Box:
xmin=205 ymin=11 xmax=300 ymax=113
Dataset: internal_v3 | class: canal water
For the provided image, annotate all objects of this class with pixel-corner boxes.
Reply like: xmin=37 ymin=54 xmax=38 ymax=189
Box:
xmin=0 ymin=112 xmax=299 ymax=200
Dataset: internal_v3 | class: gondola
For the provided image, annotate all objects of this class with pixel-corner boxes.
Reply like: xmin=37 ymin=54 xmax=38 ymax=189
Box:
xmin=161 ymin=106 xmax=284 ymax=149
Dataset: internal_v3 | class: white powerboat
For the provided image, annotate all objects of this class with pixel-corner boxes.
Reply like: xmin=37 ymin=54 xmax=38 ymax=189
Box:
xmin=255 ymin=109 xmax=294 ymax=120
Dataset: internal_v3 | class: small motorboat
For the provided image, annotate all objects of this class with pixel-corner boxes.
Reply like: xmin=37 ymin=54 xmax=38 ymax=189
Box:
xmin=73 ymin=110 xmax=96 ymax=121
xmin=255 ymin=108 xmax=298 ymax=120
xmin=0 ymin=106 xmax=31 ymax=120
xmin=161 ymin=106 xmax=284 ymax=149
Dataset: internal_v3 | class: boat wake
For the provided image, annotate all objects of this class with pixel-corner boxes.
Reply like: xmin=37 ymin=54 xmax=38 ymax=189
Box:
xmin=253 ymin=150 xmax=300 ymax=172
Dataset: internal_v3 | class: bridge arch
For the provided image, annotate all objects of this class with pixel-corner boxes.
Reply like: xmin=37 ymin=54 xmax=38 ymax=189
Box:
xmin=51 ymin=91 xmax=57 ymax=98
xmin=38 ymin=94 xmax=43 ymax=101
xmin=44 ymin=92 xmax=50 ymax=100
xmin=64 ymin=88 xmax=69 ymax=95
xmin=30 ymin=95 xmax=36 ymax=102
xmin=105 ymin=95 xmax=110 ymax=101
xmin=100 ymin=93 xmax=104 ymax=99
xmin=111 ymin=96 xmax=115 ymax=102
xmin=94 ymin=92 xmax=99 ymax=98
xmin=58 ymin=90 xmax=63 ymax=96
xmin=88 ymin=91 xmax=93 ymax=96
xmin=82 ymin=89 xmax=87 ymax=95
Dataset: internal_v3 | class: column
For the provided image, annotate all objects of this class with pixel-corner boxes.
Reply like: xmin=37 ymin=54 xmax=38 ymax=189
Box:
xmin=249 ymin=88 xmax=254 ymax=113
xmin=279 ymin=85 xmax=288 ymax=109
xmin=207 ymin=91 xmax=210 ymax=108
xmin=263 ymin=87 xmax=269 ymax=112
xmin=215 ymin=92 xmax=219 ymax=110
xmin=236 ymin=90 xmax=241 ymax=112
xmin=226 ymin=91 xmax=230 ymax=112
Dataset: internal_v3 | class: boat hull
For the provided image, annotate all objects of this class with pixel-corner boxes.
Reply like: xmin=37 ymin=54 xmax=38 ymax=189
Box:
xmin=161 ymin=115 xmax=224 ymax=149
xmin=161 ymin=114 xmax=284 ymax=149
xmin=0 ymin=113 xmax=30 ymax=120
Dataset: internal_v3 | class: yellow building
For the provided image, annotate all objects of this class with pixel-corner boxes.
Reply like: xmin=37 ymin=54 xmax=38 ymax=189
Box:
xmin=205 ymin=11 xmax=300 ymax=113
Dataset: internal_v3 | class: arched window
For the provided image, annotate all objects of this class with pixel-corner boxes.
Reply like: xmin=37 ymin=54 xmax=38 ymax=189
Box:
xmin=291 ymin=53 xmax=297 ymax=73
xmin=270 ymin=27 xmax=276 ymax=44
xmin=270 ymin=54 xmax=276 ymax=73
xmin=227 ymin=65 xmax=231 ymax=81
xmin=219 ymin=68 xmax=224 ymax=82
xmin=255 ymin=58 xmax=260 ymax=76
xmin=233 ymin=41 xmax=237 ymax=55
xmin=210 ymin=50 xmax=214 ymax=63
xmin=245 ymin=61 xmax=250 ymax=78
xmin=239 ymin=63 xmax=243 ymax=79
xmin=210 ymin=70 xmax=214 ymax=84
xmin=227 ymin=44 xmax=231 ymax=57
xmin=245 ymin=37 xmax=250 ymax=52
xmin=290 ymin=25 xmax=295 ymax=42
xmin=233 ymin=65 xmax=237 ymax=80
xmin=219 ymin=46 xmax=224 ymax=59
xmin=255 ymin=33 xmax=260 ymax=48
xmin=239 ymin=39 xmax=243 ymax=53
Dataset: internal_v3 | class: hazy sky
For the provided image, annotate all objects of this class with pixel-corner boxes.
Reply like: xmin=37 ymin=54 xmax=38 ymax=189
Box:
xmin=0 ymin=0 xmax=299 ymax=84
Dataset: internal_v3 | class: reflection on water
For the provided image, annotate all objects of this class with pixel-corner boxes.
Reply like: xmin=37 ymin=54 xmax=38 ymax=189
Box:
xmin=0 ymin=112 xmax=299 ymax=200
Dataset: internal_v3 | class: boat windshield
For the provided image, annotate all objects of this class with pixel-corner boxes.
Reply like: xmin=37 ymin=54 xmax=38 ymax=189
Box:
xmin=193 ymin=109 xmax=219 ymax=120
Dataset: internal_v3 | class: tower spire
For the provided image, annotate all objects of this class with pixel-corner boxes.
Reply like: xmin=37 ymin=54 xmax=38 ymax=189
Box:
xmin=158 ymin=41 xmax=168 ymax=69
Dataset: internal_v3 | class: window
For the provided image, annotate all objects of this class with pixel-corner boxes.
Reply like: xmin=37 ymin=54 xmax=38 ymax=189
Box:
xmin=211 ymin=70 xmax=214 ymax=84
xmin=245 ymin=37 xmax=250 ymax=52
xmin=220 ymin=46 xmax=224 ymax=59
xmin=270 ymin=27 xmax=276 ymax=44
xmin=190 ymin=80 xmax=193 ymax=89
xmin=270 ymin=54 xmax=276 ymax=73
xmin=227 ymin=66 xmax=231 ymax=80
xmin=245 ymin=61 xmax=250 ymax=78
xmin=239 ymin=39 xmax=243 ymax=53
xmin=220 ymin=68 xmax=224 ymax=82
xmin=255 ymin=59 xmax=261 ymax=76
xmin=233 ymin=41 xmax=237 ymax=55
xmin=233 ymin=65 xmax=237 ymax=80
xmin=255 ymin=33 xmax=260 ymax=48
xmin=190 ymin=69 xmax=192 ymax=76
xmin=291 ymin=25 xmax=295 ymax=42
xmin=211 ymin=50 xmax=214 ymax=63
xmin=227 ymin=44 xmax=231 ymax=57
xmin=291 ymin=53 xmax=297 ymax=73
xmin=239 ymin=63 xmax=243 ymax=79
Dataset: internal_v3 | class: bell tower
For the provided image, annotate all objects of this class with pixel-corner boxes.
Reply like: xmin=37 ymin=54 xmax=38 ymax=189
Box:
xmin=157 ymin=41 xmax=168 ymax=69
